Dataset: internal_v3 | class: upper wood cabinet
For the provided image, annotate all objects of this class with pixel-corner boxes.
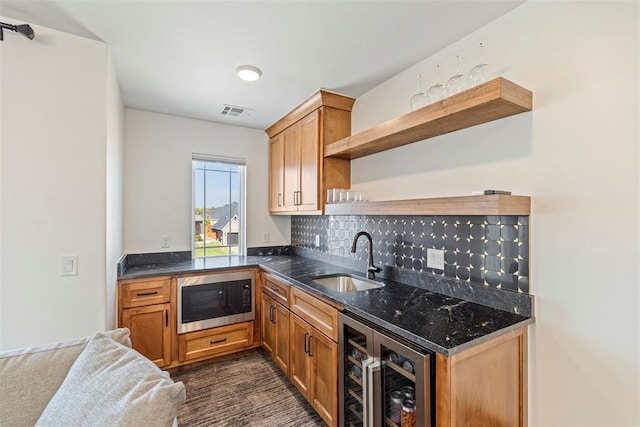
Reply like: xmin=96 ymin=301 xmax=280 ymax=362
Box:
xmin=266 ymin=90 xmax=355 ymax=215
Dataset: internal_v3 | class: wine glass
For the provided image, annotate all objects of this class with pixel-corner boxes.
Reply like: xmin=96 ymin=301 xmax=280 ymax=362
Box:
xmin=446 ymin=54 xmax=467 ymax=96
xmin=468 ymin=42 xmax=493 ymax=87
xmin=410 ymin=74 xmax=428 ymax=111
xmin=426 ymin=64 xmax=446 ymax=104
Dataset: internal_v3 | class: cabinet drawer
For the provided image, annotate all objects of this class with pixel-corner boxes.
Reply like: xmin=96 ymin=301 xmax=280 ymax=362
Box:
xmin=178 ymin=321 xmax=254 ymax=362
xmin=290 ymin=287 xmax=339 ymax=341
xmin=120 ymin=278 xmax=171 ymax=308
xmin=263 ymin=273 xmax=290 ymax=307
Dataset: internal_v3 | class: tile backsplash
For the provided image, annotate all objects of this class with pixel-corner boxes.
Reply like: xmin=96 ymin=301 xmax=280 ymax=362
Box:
xmin=291 ymin=214 xmax=529 ymax=294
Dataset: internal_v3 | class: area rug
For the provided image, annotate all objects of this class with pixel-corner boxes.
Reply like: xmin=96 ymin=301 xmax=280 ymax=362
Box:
xmin=170 ymin=349 xmax=325 ymax=426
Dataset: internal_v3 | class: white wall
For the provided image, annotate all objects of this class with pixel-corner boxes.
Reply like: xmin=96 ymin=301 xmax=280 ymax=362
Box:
xmin=350 ymin=1 xmax=639 ymax=425
xmin=105 ymin=48 xmax=124 ymax=330
xmin=124 ymin=109 xmax=290 ymax=254
xmin=0 ymin=19 xmax=111 ymax=349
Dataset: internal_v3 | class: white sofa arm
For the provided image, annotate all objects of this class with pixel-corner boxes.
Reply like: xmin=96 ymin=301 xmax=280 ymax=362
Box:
xmin=0 ymin=329 xmax=131 ymax=426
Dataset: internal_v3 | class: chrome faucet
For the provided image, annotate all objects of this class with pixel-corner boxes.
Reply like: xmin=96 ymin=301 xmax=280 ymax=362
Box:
xmin=351 ymin=231 xmax=382 ymax=280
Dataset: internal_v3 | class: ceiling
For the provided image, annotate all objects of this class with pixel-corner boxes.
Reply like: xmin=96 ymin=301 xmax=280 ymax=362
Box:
xmin=1 ymin=1 xmax=524 ymax=130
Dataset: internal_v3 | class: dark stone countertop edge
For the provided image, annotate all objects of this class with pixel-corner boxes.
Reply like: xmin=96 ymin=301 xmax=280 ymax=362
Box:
xmin=118 ymin=255 xmax=534 ymax=356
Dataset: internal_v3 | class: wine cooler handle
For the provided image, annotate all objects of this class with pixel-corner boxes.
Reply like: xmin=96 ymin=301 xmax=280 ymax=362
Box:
xmin=362 ymin=358 xmax=372 ymax=427
xmin=362 ymin=358 xmax=382 ymax=427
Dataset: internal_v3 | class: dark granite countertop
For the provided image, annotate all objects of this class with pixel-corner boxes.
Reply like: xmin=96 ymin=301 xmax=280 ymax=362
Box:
xmin=119 ymin=255 xmax=533 ymax=356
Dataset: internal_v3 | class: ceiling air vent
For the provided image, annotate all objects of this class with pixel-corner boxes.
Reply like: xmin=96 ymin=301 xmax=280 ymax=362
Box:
xmin=220 ymin=104 xmax=253 ymax=118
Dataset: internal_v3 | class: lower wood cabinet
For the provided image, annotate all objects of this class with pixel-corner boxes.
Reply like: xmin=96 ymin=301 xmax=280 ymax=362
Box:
xmin=178 ymin=321 xmax=254 ymax=362
xmin=119 ymin=276 xmax=173 ymax=369
xmin=262 ymin=293 xmax=290 ymax=375
xmin=290 ymin=313 xmax=338 ymax=427
xmin=436 ymin=328 xmax=528 ymax=426
xmin=121 ymin=302 xmax=172 ymax=368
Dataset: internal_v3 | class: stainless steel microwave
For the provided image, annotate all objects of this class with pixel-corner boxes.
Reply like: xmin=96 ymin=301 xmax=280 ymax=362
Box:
xmin=177 ymin=270 xmax=255 ymax=334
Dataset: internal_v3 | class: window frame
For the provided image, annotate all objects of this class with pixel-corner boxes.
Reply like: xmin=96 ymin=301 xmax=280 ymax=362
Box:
xmin=191 ymin=153 xmax=247 ymax=258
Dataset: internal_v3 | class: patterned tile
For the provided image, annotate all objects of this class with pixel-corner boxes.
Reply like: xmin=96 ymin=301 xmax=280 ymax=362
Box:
xmin=291 ymin=214 xmax=530 ymax=293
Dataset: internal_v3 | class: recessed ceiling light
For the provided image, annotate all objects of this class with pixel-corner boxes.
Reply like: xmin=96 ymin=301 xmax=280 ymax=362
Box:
xmin=236 ymin=65 xmax=262 ymax=82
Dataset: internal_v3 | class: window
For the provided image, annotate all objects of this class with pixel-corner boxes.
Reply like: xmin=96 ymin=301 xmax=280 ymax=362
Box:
xmin=192 ymin=155 xmax=246 ymax=257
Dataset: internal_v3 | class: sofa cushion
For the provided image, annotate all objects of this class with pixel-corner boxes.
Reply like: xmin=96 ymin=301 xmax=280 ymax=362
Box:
xmin=36 ymin=332 xmax=185 ymax=427
xmin=0 ymin=328 xmax=131 ymax=426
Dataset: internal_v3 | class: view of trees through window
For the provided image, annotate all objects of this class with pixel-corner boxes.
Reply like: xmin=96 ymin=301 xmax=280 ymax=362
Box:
xmin=193 ymin=158 xmax=244 ymax=257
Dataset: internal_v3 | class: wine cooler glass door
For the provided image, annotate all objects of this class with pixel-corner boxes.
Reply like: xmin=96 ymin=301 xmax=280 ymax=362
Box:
xmin=375 ymin=333 xmax=432 ymax=427
xmin=339 ymin=315 xmax=374 ymax=427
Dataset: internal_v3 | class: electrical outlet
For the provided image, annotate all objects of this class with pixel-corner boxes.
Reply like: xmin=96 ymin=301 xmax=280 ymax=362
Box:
xmin=262 ymin=232 xmax=270 ymax=244
xmin=315 ymin=234 xmax=320 ymax=247
xmin=427 ymin=248 xmax=444 ymax=270
xmin=161 ymin=235 xmax=171 ymax=248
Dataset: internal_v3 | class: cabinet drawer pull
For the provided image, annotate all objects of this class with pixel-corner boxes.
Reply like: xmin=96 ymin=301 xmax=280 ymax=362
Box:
xmin=210 ymin=338 xmax=227 ymax=345
xmin=270 ymin=286 xmax=280 ymax=293
xmin=304 ymin=332 xmax=309 ymax=354
xmin=136 ymin=291 xmax=159 ymax=297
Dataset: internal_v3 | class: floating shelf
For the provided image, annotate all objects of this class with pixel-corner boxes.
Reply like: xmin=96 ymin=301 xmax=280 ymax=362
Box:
xmin=324 ymin=77 xmax=532 ymax=160
xmin=323 ymin=195 xmax=531 ymax=216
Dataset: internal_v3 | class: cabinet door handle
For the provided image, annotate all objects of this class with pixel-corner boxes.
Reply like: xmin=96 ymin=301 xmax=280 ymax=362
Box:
xmin=304 ymin=332 xmax=309 ymax=354
xmin=269 ymin=306 xmax=275 ymax=323
xmin=165 ymin=310 xmax=168 ymax=327
xmin=137 ymin=291 xmax=158 ymax=297
xmin=270 ymin=286 xmax=280 ymax=293
xmin=308 ymin=335 xmax=313 ymax=357
xmin=297 ymin=190 xmax=302 ymax=205
xmin=210 ymin=338 xmax=227 ymax=345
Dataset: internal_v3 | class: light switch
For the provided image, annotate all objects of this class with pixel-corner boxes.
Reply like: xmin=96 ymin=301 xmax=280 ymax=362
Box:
xmin=60 ymin=255 xmax=78 ymax=276
xmin=161 ymin=235 xmax=171 ymax=248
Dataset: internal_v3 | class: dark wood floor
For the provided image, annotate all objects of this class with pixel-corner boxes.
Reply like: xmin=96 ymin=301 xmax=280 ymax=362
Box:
xmin=170 ymin=349 xmax=325 ymax=426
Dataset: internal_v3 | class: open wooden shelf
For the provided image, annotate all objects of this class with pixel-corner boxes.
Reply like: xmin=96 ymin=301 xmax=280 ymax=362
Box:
xmin=323 ymin=194 xmax=531 ymax=216
xmin=324 ymin=77 xmax=532 ymax=160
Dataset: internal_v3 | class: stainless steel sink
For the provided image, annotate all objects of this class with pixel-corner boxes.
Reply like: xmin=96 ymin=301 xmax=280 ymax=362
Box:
xmin=311 ymin=274 xmax=385 ymax=292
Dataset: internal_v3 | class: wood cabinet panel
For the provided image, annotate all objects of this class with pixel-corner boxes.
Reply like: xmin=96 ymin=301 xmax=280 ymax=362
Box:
xmin=178 ymin=321 xmax=253 ymax=362
xmin=121 ymin=303 xmax=171 ymax=368
xmin=273 ymin=300 xmax=290 ymax=376
xmin=290 ymin=287 xmax=339 ymax=341
xmin=298 ymin=110 xmax=320 ymax=210
xmin=436 ymin=328 xmax=528 ymax=427
xmin=120 ymin=277 xmax=171 ymax=308
xmin=289 ymin=313 xmax=312 ymax=401
xmin=269 ymin=133 xmax=285 ymax=212
xmin=282 ymin=123 xmax=299 ymax=210
xmin=261 ymin=294 xmax=275 ymax=356
xmin=262 ymin=273 xmax=290 ymax=307
xmin=310 ymin=327 xmax=338 ymax=427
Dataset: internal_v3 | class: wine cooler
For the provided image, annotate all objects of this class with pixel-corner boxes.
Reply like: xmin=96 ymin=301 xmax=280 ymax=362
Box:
xmin=338 ymin=313 xmax=433 ymax=427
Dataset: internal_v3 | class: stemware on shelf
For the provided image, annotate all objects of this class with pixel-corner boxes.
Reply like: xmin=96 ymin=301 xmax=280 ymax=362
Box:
xmin=468 ymin=42 xmax=493 ymax=87
xmin=426 ymin=64 xmax=446 ymax=104
xmin=446 ymin=54 xmax=467 ymax=96
xmin=410 ymin=74 xmax=428 ymax=111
